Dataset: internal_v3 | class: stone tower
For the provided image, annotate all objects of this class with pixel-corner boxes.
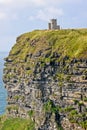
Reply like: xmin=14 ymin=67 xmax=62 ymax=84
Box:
xmin=48 ymin=19 xmax=60 ymax=30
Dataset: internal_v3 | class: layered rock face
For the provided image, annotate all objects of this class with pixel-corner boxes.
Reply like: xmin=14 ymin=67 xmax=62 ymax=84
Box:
xmin=3 ymin=30 xmax=87 ymax=130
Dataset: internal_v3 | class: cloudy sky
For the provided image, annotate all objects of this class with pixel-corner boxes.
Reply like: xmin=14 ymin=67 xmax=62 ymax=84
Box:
xmin=0 ymin=0 xmax=87 ymax=52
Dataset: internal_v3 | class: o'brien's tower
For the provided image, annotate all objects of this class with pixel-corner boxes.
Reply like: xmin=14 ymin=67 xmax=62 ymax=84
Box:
xmin=48 ymin=19 xmax=60 ymax=30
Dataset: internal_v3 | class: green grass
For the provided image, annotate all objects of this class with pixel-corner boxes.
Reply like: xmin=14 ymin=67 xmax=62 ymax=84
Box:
xmin=0 ymin=118 xmax=35 ymax=130
xmin=8 ymin=29 xmax=87 ymax=63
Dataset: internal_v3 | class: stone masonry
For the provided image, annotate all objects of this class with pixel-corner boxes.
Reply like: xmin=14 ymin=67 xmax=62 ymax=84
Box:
xmin=48 ymin=19 xmax=60 ymax=30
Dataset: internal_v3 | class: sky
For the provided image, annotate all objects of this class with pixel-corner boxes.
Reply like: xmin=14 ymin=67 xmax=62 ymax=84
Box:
xmin=0 ymin=0 xmax=87 ymax=52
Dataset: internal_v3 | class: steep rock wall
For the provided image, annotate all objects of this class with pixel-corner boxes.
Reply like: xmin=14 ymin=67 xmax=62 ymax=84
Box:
xmin=3 ymin=29 xmax=87 ymax=130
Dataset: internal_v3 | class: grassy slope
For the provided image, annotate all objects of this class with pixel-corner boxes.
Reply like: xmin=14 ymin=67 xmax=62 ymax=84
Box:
xmin=9 ymin=29 xmax=87 ymax=62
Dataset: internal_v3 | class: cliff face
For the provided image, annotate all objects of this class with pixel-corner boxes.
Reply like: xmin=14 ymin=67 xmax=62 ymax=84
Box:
xmin=3 ymin=29 xmax=87 ymax=130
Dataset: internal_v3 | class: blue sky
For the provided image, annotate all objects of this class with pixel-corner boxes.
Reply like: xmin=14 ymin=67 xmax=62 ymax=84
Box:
xmin=0 ymin=0 xmax=87 ymax=52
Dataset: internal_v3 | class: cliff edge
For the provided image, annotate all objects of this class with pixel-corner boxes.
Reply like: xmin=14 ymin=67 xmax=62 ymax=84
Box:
xmin=3 ymin=29 xmax=87 ymax=130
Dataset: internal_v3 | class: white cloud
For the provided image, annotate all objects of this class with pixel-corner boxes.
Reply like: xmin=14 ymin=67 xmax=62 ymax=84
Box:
xmin=0 ymin=0 xmax=82 ymax=14
xmin=0 ymin=0 xmax=12 ymax=4
xmin=0 ymin=0 xmax=62 ymax=22
xmin=0 ymin=0 xmax=83 ymax=7
xmin=29 ymin=7 xmax=63 ymax=21
xmin=0 ymin=0 xmax=83 ymax=22
xmin=0 ymin=12 xmax=7 ymax=20
xmin=0 ymin=0 xmax=81 ymax=10
xmin=0 ymin=0 xmax=46 ymax=9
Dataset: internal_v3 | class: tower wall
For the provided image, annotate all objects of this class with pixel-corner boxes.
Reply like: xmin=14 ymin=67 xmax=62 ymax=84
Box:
xmin=48 ymin=23 xmax=51 ymax=30
xmin=51 ymin=19 xmax=57 ymax=30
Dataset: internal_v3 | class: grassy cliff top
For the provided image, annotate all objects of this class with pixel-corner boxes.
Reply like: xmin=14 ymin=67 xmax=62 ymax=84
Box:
xmin=8 ymin=29 xmax=87 ymax=62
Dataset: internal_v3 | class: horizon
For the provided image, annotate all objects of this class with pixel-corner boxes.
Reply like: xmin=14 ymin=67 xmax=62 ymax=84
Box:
xmin=0 ymin=0 xmax=87 ymax=52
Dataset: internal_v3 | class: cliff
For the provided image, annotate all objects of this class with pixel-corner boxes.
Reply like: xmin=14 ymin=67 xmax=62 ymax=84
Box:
xmin=3 ymin=29 xmax=87 ymax=130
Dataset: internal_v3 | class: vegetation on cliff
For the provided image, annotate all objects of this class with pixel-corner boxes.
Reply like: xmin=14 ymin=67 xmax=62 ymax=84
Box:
xmin=8 ymin=29 xmax=87 ymax=60
xmin=0 ymin=115 xmax=35 ymax=130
